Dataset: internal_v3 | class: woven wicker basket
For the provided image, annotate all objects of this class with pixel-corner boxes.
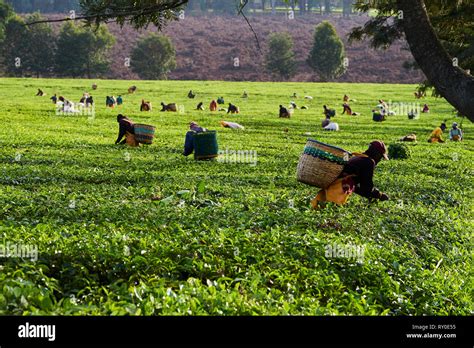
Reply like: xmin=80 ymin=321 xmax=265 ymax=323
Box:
xmin=194 ymin=131 xmax=218 ymax=160
xmin=297 ymin=139 xmax=351 ymax=188
xmin=134 ymin=124 xmax=156 ymax=144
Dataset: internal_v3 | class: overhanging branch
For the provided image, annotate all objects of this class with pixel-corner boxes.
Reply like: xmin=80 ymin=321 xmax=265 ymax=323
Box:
xmin=238 ymin=0 xmax=262 ymax=53
xmin=25 ymin=0 xmax=188 ymax=27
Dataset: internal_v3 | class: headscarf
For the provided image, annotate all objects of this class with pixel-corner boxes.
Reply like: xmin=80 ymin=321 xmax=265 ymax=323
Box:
xmin=366 ymin=140 xmax=389 ymax=161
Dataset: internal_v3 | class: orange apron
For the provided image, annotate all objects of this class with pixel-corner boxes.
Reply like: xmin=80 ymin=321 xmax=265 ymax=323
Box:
xmin=311 ymin=175 xmax=356 ymax=209
xmin=126 ymin=132 xmax=139 ymax=147
xmin=311 ymin=153 xmax=367 ymax=209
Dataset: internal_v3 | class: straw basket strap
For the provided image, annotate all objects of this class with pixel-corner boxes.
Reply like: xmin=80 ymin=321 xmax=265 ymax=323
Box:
xmin=297 ymin=139 xmax=351 ymax=188
xmin=302 ymin=146 xmax=347 ymax=165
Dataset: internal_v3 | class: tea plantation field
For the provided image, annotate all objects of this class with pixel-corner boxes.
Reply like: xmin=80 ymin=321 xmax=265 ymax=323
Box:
xmin=0 ymin=78 xmax=472 ymax=315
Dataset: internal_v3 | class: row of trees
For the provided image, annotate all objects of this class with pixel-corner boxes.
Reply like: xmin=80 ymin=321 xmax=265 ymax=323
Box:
xmin=0 ymin=3 xmax=176 ymax=79
xmin=5 ymin=0 xmax=80 ymax=13
xmin=241 ymin=0 xmax=355 ymax=15
xmin=266 ymin=21 xmax=345 ymax=80
xmin=6 ymin=0 xmax=355 ymax=15
xmin=0 ymin=10 xmax=344 ymax=81
xmin=1 ymin=13 xmax=115 ymax=78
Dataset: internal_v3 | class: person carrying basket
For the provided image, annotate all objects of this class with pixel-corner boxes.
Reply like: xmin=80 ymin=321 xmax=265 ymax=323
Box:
xmin=311 ymin=141 xmax=390 ymax=208
xmin=115 ymin=114 xmax=138 ymax=147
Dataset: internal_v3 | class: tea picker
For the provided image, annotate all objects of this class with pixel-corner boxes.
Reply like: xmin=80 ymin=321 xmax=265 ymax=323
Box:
xmin=297 ymin=140 xmax=389 ymax=208
xmin=428 ymin=122 xmax=447 ymax=143
xmin=115 ymin=114 xmax=136 ymax=146
xmin=115 ymin=114 xmax=156 ymax=147
xmin=449 ymin=122 xmax=463 ymax=141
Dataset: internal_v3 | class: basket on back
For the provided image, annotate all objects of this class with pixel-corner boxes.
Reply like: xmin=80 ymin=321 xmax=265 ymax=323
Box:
xmin=134 ymin=124 xmax=156 ymax=144
xmin=297 ymin=139 xmax=351 ymax=188
xmin=194 ymin=131 xmax=218 ymax=160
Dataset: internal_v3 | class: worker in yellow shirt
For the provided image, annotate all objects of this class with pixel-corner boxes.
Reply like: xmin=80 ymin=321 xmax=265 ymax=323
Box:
xmin=428 ymin=122 xmax=447 ymax=143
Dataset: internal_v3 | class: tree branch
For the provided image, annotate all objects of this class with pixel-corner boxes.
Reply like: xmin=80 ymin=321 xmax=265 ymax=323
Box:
xmin=397 ymin=0 xmax=474 ymax=121
xmin=238 ymin=0 xmax=262 ymax=53
xmin=24 ymin=1 xmax=188 ymax=27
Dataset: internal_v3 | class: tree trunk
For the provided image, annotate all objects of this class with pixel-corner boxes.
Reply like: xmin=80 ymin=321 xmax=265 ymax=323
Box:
xmin=342 ymin=0 xmax=352 ymax=17
xmin=324 ymin=0 xmax=331 ymax=14
xmin=188 ymin=0 xmax=200 ymax=11
xmin=300 ymin=0 xmax=307 ymax=14
xmin=397 ymin=0 xmax=474 ymax=122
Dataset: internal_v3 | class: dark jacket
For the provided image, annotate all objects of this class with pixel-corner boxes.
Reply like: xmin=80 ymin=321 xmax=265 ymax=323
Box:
xmin=116 ymin=118 xmax=134 ymax=144
xmin=343 ymin=156 xmax=382 ymax=199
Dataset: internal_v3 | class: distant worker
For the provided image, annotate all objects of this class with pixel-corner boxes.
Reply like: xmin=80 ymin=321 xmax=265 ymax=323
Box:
xmin=86 ymin=95 xmax=94 ymax=107
xmin=279 ymin=105 xmax=291 ymax=118
xmin=372 ymin=108 xmax=386 ymax=122
xmin=323 ymin=105 xmax=336 ymax=118
xmin=210 ymin=100 xmax=218 ymax=111
xmin=321 ymin=116 xmax=331 ymax=128
xmin=140 ymin=99 xmax=152 ymax=112
xmin=227 ymin=103 xmax=240 ymax=114
xmin=408 ymin=109 xmax=418 ymax=119
xmin=115 ymin=114 xmax=137 ymax=146
xmin=183 ymin=121 xmax=207 ymax=156
xmin=449 ymin=122 xmax=463 ymax=141
xmin=220 ymin=121 xmax=244 ymax=130
xmin=342 ymin=103 xmax=358 ymax=115
xmin=378 ymin=99 xmax=388 ymax=110
xmin=428 ymin=122 xmax=447 ymax=143
xmin=400 ymin=134 xmax=417 ymax=142
xmin=161 ymin=102 xmax=177 ymax=112
xmin=414 ymin=91 xmax=425 ymax=99
xmin=106 ymin=96 xmax=116 ymax=108
xmin=323 ymin=121 xmax=340 ymax=131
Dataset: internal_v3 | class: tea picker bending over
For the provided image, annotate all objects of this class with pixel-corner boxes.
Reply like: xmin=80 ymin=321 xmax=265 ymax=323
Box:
xmin=428 ymin=122 xmax=447 ymax=143
xmin=183 ymin=122 xmax=207 ymax=156
xmin=115 ymin=114 xmax=138 ymax=146
xmin=449 ymin=122 xmax=463 ymax=141
xmin=312 ymin=141 xmax=389 ymax=208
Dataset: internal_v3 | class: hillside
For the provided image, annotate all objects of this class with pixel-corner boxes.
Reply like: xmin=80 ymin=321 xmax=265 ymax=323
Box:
xmin=108 ymin=14 xmax=425 ymax=83
xmin=44 ymin=13 xmax=425 ymax=83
